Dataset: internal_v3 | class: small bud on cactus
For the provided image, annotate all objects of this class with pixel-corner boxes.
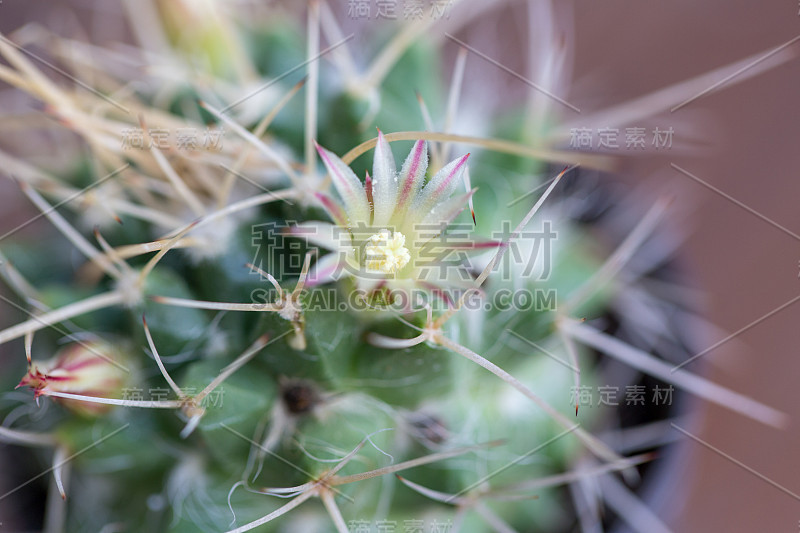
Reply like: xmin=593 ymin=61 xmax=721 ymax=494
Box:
xmin=17 ymin=342 xmax=128 ymax=416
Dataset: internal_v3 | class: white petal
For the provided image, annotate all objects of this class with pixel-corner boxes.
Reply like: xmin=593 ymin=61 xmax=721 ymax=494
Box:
xmin=286 ymin=222 xmax=352 ymax=252
xmin=393 ymin=140 xmax=428 ymax=222
xmin=372 ymin=130 xmax=398 ymax=227
xmin=313 ymin=192 xmax=349 ymax=227
xmin=420 ymin=189 xmax=476 ymax=228
xmin=315 ymin=143 xmax=370 ymax=225
xmin=413 ymin=154 xmax=470 ymax=217
xmin=305 ymin=252 xmax=349 ymax=287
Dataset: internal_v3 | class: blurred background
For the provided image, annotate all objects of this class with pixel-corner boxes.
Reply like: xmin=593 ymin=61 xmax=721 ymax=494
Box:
xmin=0 ymin=1 xmax=798 ymax=531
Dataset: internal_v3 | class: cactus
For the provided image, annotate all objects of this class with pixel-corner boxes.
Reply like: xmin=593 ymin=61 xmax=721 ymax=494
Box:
xmin=0 ymin=2 xmax=789 ymax=532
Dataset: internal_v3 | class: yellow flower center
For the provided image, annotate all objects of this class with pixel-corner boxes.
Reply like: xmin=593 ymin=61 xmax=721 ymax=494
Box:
xmin=365 ymin=229 xmax=411 ymax=274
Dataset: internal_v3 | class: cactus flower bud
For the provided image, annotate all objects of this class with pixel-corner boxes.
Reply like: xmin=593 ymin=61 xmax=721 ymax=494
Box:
xmin=17 ymin=341 xmax=129 ymax=416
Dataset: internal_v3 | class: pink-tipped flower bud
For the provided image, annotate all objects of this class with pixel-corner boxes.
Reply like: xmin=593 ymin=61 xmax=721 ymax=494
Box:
xmin=18 ymin=341 xmax=128 ymax=416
